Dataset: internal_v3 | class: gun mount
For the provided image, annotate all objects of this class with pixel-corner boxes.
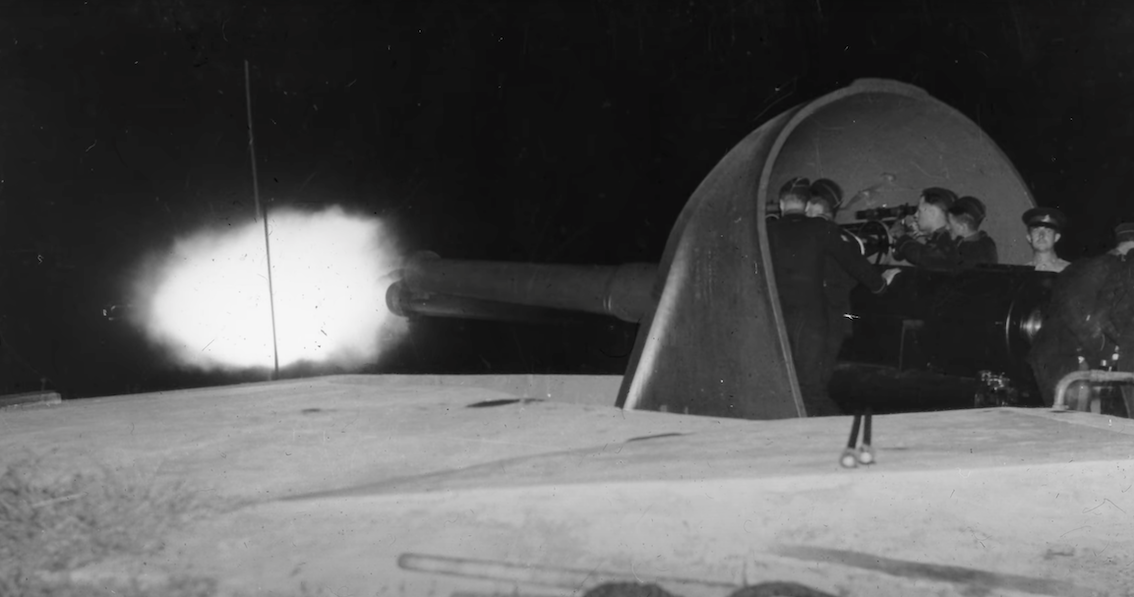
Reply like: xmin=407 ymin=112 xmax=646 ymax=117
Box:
xmin=833 ymin=265 xmax=1055 ymax=410
xmin=837 ymin=204 xmax=917 ymax=264
xmin=389 ymin=79 xmax=1046 ymax=420
xmin=839 ymin=219 xmax=896 ymax=265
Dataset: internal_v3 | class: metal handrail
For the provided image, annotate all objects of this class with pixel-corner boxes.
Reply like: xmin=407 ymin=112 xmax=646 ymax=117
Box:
xmin=1052 ymin=369 xmax=1134 ymax=411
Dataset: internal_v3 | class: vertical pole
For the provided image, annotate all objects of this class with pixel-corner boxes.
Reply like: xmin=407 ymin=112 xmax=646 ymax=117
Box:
xmin=244 ymin=60 xmax=281 ymax=380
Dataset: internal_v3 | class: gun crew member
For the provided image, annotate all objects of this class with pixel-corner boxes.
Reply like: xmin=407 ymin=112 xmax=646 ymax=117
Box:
xmin=1096 ymin=222 xmax=1134 ymax=351
xmin=1022 ymin=207 xmax=1070 ymax=273
xmin=890 ymin=187 xmax=960 ymax=269
xmin=1027 ymin=223 xmax=1134 ymax=409
xmin=804 ymin=178 xmax=859 ymax=383
xmin=769 ymin=177 xmax=898 ymax=417
xmin=947 ymin=195 xmax=999 ymax=268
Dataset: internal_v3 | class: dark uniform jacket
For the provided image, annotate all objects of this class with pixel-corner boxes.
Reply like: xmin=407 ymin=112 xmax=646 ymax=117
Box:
xmin=767 ymin=213 xmax=886 ymax=416
xmin=955 ymin=231 xmax=998 ymax=269
xmin=893 ymin=228 xmax=957 ymax=270
xmin=1027 ymin=253 xmax=1122 ymax=406
xmin=1096 ymin=252 xmax=1134 ymax=415
xmin=768 ymin=213 xmax=887 ymax=307
xmin=1093 ymin=252 xmax=1134 ymax=347
xmin=894 ymin=228 xmax=998 ymax=271
xmin=824 ymin=227 xmax=862 ymax=338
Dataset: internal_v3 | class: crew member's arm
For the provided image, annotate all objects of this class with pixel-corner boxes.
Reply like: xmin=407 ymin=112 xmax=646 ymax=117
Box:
xmin=824 ymin=224 xmax=887 ymax=293
xmin=893 ymin=232 xmax=959 ymax=270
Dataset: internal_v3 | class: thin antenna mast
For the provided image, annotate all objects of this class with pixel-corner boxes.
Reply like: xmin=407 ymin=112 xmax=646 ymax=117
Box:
xmin=244 ymin=59 xmax=281 ymax=380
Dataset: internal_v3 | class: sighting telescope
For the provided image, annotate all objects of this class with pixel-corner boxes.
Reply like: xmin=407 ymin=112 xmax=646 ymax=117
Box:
xmin=853 ymin=204 xmax=917 ymax=222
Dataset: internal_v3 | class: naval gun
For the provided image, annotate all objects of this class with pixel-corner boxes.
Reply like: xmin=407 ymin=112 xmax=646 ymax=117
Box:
xmin=386 ymin=78 xmax=1051 ymax=419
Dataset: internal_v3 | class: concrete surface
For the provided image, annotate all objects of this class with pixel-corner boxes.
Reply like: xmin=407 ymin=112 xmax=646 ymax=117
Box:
xmin=2 ymin=374 xmax=1132 ymax=596
xmin=337 ymin=373 xmax=624 ymax=406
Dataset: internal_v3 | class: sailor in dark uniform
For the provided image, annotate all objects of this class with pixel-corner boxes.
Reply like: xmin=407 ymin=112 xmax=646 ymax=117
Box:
xmin=890 ymin=187 xmax=960 ymax=269
xmin=1028 ymin=223 xmax=1134 ymax=408
xmin=768 ymin=177 xmax=897 ymax=416
xmin=947 ymin=196 xmax=999 ymax=268
xmin=805 ymin=178 xmax=859 ymax=380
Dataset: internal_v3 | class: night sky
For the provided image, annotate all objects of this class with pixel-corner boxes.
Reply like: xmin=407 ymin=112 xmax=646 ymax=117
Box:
xmin=2 ymin=0 xmax=1132 ymax=398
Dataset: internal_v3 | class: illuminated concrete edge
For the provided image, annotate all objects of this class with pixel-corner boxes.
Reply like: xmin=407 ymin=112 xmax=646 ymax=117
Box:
xmin=1 ymin=374 xmax=1131 ymax=596
xmin=0 ymin=389 xmax=63 ymax=409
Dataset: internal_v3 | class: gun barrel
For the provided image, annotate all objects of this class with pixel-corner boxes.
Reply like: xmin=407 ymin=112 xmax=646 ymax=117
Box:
xmin=389 ymin=253 xmax=658 ymax=323
xmin=386 ymin=281 xmax=599 ymax=324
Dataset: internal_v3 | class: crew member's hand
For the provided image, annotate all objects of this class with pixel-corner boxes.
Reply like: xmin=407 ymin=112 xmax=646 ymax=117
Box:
xmin=882 ymin=267 xmax=902 ymax=286
xmin=888 ymin=217 xmax=910 ymax=238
